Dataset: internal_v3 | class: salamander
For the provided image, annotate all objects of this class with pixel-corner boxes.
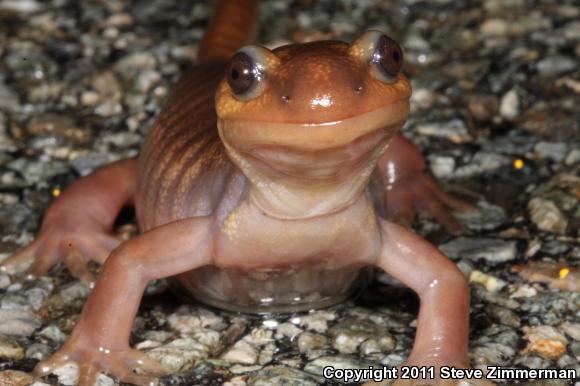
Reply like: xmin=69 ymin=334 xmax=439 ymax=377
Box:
xmin=1 ymin=1 xmax=492 ymax=385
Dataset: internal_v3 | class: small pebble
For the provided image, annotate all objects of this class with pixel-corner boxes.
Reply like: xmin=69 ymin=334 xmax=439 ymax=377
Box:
xmin=304 ymin=355 xmax=375 ymax=377
xmin=297 ymin=310 xmax=336 ymax=333
xmin=523 ymin=325 xmax=568 ymax=360
xmin=528 ymin=197 xmax=568 ymax=234
xmin=221 ymin=340 xmax=258 ymax=365
xmin=275 ymin=322 xmax=302 ymax=340
xmin=0 ymin=0 xmax=44 ymax=13
xmin=297 ymin=332 xmax=328 ymax=352
xmin=428 ymin=155 xmax=455 ymax=179
xmin=537 ymin=55 xmax=577 ymax=77
xmin=0 ymin=309 xmax=42 ymax=336
xmin=0 ymin=370 xmax=34 ymax=386
xmin=258 ymin=342 xmax=276 ymax=365
xmin=469 ymin=270 xmax=507 ymax=293
xmin=455 ymin=201 xmax=508 ymax=231
xmin=415 ymin=119 xmax=472 ymax=143
xmin=0 ymin=335 xmax=24 ymax=360
xmin=565 ymin=149 xmax=580 ymax=165
xmin=499 ymin=89 xmax=520 ymax=119
xmin=147 ymin=337 xmax=208 ymax=372
xmin=328 ymin=319 xmax=389 ymax=355
xmin=52 ymin=363 xmax=115 ymax=386
xmin=480 ymin=18 xmax=509 ymax=37
xmin=440 ymin=237 xmax=518 ymax=264
xmin=39 ymin=325 xmax=67 ymax=343
xmin=470 ymin=342 xmax=516 ymax=366
xmin=26 ymin=342 xmax=54 ymax=360
xmin=559 ymin=323 xmax=580 ymax=341
xmin=0 ymin=274 xmax=11 ymax=290
xmin=244 ymin=327 xmax=273 ymax=347
xmin=248 ymin=365 xmax=322 ymax=386
xmin=510 ymin=284 xmax=538 ymax=299
xmin=533 ymin=142 xmax=569 ymax=162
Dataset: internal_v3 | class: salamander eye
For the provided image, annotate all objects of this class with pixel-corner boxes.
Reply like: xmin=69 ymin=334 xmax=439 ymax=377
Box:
xmin=227 ymin=52 xmax=257 ymax=96
xmin=373 ymin=35 xmax=403 ymax=79
xmin=349 ymin=30 xmax=404 ymax=84
xmin=226 ymin=46 xmax=275 ymax=101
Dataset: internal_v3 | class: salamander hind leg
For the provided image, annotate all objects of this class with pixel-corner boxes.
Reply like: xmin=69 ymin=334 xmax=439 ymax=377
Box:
xmin=0 ymin=159 xmax=138 ymax=284
xmin=378 ymin=134 xmax=477 ymax=233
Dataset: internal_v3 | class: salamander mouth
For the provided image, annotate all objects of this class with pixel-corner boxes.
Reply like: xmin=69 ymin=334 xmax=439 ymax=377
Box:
xmin=218 ymin=99 xmax=409 ymax=151
xmin=218 ymin=100 xmax=409 ymax=181
xmin=243 ymin=125 xmax=396 ymax=180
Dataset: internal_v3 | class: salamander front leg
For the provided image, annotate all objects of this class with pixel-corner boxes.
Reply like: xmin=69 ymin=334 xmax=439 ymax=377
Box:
xmin=34 ymin=216 xmax=215 ymax=386
xmin=364 ymin=220 xmax=495 ymax=386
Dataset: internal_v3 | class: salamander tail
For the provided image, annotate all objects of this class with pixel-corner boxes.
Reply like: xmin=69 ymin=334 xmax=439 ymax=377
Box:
xmin=198 ymin=0 xmax=258 ymax=61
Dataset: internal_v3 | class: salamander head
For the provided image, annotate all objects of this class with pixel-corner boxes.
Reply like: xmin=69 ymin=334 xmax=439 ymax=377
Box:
xmin=215 ymin=30 xmax=411 ymax=187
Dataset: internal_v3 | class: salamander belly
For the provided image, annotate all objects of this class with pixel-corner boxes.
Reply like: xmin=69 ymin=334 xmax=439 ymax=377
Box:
xmin=176 ymin=196 xmax=381 ymax=313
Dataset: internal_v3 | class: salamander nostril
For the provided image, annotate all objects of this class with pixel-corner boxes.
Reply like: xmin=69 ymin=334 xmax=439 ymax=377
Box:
xmin=282 ymin=95 xmax=291 ymax=103
xmin=355 ymin=85 xmax=364 ymax=94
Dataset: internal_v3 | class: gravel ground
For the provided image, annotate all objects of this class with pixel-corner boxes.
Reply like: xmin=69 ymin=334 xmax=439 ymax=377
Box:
xmin=0 ymin=0 xmax=579 ymax=385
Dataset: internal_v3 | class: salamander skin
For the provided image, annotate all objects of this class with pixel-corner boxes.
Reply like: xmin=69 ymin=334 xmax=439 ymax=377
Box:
xmin=1 ymin=1 xmax=491 ymax=385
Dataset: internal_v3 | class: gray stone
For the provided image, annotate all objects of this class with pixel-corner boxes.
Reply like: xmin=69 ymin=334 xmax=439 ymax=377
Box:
xmin=480 ymin=18 xmax=509 ymax=37
xmin=58 ymin=281 xmax=90 ymax=304
xmin=528 ymin=197 xmax=568 ymax=233
xmin=415 ymin=119 xmax=472 ymax=143
xmin=500 ymin=89 xmax=520 ymax=119
xmin=0 ymin=274 xmax=10 ymax=290
xmin=39 ymin=325 xmax=67 ymax=343
xmin=440 ymin=237 xmax=518 ymax=264
xmin=537 ymin=56 xmax=576 ymax=77
xmin=304 ymin=355 xmax=377 ymax=378
xmin=276 ymin=322 xmax=302 ymax=340
xmin=147 ymin=337 xmax=208 ymax=372
xmin=428 ymin=155 xmax=456 ymax=179
xmin=297 ymin=310 xmax=336 ymax=333
xmin=297 ymin=332 xmax=328 ymax=353
xmin=533 ymin=142 xmax=569 ymax=162
xmin=470 ymin=342 xmax=516 ymax=366
xmin=221 ymin=340 xmax=258 ymax=365
xmin=559 ymin=322 xmax=580 ymax=341
xmin=248 ymin=365 xmax=323 ymax=386
xmin=562 ymin=20 xmax=580 ymax=40
xmin=453 ymin=152 xmax=511 ymax=178
xmin=0 ymin=370 xmax=35 ymax=386
xmin=455 ymin=201 xmax=508 ymax=231
xmin=0 ymin=335 xmax=24 ymax=359
xmin=7 ymin=158 xmax=69 ymax=184
xmin=52 ymin=363 xmax=115 ymax=386
xmin=0 ymin=0 xmax=44 ymax=14
xmin=25 ymin=342 xmax=52 ymax=360
xmin=328 ymin=319 xmax=394 ymax=355
xmin=0 ymin=309 xmax=41 ymax=336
